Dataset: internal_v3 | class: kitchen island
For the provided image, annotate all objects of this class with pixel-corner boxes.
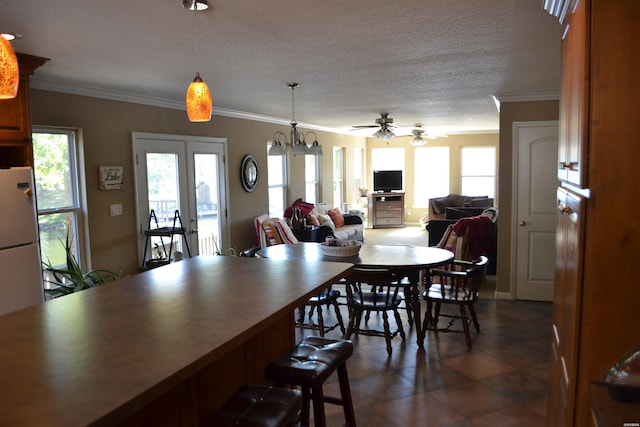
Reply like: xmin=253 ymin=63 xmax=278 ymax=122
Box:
xmin=0 ymin=255 xmax=352 ymax=426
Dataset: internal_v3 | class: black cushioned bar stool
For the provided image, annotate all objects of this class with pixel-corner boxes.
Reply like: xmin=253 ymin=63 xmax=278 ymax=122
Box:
xmin=204 ymin=384 xmax=302 ymax=427
xmin=264 ymin=336 xmax=356 ymax=427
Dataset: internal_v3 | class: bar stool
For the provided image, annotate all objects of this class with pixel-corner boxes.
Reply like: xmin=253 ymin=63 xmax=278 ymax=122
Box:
xmin=264 ymin=336 xmax=356 ymax=427
xmin=204 ymin=384 xmax=302 ymax=427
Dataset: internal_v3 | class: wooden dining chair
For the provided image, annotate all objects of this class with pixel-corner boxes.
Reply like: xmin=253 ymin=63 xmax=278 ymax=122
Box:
xmin=253 ymin=214 xmax=344 ymax=337
xmin=344 ymin=267 xmax=405 ymax=356
xmin=422 ymin=256 xmax=489 ymax=347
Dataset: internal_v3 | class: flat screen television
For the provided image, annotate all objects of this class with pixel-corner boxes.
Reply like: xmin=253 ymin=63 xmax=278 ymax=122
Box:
xmin=373 ymin=170 xmax=403 ymax=192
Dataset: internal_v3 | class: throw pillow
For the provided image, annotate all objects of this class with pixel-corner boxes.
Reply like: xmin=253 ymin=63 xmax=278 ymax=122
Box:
xmin=318 ymin=214 xmax=336 ymax=231
xmin=307 ymin=213 xmax=320 ymax=226
xmin=328 ymin=208 xmax=345 ymax=228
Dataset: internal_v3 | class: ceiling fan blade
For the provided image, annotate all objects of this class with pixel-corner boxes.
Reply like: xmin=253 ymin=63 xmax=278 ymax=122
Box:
xmin=351 ymin=125 xmax=379 ymax=129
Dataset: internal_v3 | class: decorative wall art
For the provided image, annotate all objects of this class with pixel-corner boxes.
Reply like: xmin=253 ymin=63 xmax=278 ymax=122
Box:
xmin=98 ymin=165 xmax=124 ymax=191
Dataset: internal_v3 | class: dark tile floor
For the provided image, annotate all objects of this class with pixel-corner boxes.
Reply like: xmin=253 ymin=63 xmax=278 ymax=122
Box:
xmin=294 ymin=293 xmax=553 ymax=427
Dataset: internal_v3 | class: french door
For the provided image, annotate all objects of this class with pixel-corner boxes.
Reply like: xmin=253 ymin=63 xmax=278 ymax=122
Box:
xmin=132 ymin=132 xmax=228 ymax=265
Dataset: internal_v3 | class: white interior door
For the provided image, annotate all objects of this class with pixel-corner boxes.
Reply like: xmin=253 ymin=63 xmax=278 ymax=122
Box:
xmin=132 ymin=133 xmax=228 ymax=266
xmin=512 ymin=121 xmax=558 ymax=301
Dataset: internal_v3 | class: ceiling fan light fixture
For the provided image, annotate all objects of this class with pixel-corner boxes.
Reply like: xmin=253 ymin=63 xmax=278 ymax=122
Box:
xmin=409 ymin=130 xmax=427 ymax=146
xmin=182 ymin=0 xmax=209 ymax=11
xmin=374 ymin=128 xmax=395 ymax=140
xmin=186 ymin=72 xmax=212 ymax=122
xmin=0 ymin=34 xmax=19 ymax=99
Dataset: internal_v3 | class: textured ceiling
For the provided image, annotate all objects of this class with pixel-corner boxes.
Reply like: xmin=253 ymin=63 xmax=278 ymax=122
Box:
xmin=2 ymin=0 xmax=562 ymax=135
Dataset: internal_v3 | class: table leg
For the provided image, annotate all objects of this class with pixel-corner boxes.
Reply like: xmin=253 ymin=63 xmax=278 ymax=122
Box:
xmin=406 ymin=270 xmax=424 ymax=347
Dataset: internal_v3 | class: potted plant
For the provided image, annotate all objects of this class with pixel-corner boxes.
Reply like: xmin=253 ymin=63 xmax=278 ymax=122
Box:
xmin=43 ymin=233 xmax=121 ymax=297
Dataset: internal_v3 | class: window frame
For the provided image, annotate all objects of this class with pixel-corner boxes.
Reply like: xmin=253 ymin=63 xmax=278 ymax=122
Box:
xmin=32 ymin=126 xmax=89 ymax=272
xmin=460 ymin=146 xmax=496 ymax=198
xmin=267 ymin=146 xmax=288 ymax=218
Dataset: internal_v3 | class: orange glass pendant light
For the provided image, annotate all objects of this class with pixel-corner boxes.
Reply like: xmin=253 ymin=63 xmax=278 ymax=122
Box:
xmin=186 ymin=72 xmax=212 ymax=122
xmin=0 ymin=35 xmax=19 ymax=99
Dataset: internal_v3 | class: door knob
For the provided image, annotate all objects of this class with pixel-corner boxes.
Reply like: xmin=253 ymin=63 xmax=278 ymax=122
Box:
xmin=519 ymin=220 xmax=526 ymax=226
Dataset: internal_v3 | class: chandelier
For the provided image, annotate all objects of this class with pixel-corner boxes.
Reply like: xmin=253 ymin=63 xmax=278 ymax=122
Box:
xmin=268 ymin=83 xmax=322 ymax=156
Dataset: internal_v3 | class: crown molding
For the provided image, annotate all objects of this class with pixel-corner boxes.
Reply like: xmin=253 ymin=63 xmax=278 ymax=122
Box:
xmin=494 ymin=91 xmax=560 ymax=102
xmin=30 ymin=77 xmax=339 ymax=133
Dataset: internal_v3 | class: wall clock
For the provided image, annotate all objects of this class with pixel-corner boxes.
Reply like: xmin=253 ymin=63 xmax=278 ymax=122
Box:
xmin=240 ymin=154 xmax=259 ymax=192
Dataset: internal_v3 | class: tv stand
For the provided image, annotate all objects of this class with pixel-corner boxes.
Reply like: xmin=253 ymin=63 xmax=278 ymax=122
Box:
xmin=369 ymin=192 xmax=405 ymax=228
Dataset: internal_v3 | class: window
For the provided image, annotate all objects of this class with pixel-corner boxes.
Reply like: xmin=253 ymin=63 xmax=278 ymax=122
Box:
xmin=332 ymin=147 xmax=344 ymax=208
xmin=267 ymin=148 xmax=287 ymax=218
xmin=461 ymin=146 xmax=496 ymax=197
xmin=371 ymin=147 xmax=404 ymax=172
xmin=414 ymin=147 xmax=450 ymax=207
xmin=354 ymin=147 xmax=364 ymax=197
xmin=304 ymin=154 xmax=319 ymax=204
xmin=32 ymin=128 xmax=86 ymax=277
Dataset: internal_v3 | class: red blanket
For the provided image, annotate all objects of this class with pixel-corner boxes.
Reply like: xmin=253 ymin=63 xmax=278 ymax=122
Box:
xmin=451 ymin=215 xmax=494 ymax=260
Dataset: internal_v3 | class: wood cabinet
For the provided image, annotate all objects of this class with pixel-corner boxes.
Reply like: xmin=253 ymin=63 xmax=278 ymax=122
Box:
xmin=0 ymin=53 xmax=48 ymax=168
xmin=557 ymin=0 xmax=588 ymax=187
xmin=548 ymin=1 xmax=640 ymax=425
xmin=369 ymin=192 xmax=405 ymax=228
xmin=548 ymin=188 xmax=585 ymax=426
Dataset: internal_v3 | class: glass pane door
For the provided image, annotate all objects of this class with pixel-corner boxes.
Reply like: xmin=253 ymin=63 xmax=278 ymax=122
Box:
xmin=188 ymin=146 xmax=222 ymax=255
xmin=133 ymin=133 xmax=228 ymax=267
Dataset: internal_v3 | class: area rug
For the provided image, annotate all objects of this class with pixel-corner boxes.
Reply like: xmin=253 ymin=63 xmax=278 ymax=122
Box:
xmin=363 ymin=223 xmax=429 ymax=246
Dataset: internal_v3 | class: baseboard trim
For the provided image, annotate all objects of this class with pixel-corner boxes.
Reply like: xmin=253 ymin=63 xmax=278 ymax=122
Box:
xmin=494 ymin=291 xmax=513 ymax=300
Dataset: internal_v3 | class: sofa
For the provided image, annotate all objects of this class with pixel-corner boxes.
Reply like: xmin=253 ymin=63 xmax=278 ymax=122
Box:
xmin=427 ymin=194 xmax=494 ymax=222
xmin=310 ymin=203 xmax=364 ymax=242
xmin=284 ymin=199 xmax=365 ymax=242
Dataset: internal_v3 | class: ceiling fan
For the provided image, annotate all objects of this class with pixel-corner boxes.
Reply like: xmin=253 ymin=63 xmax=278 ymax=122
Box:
xmin=408 ymin=128 xmax=448 ymax=146
xmin=351 ymin=113 xmax=401 ymax=140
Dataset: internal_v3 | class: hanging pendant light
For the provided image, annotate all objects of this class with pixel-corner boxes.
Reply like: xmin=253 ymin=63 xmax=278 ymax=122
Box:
xmin=0 ymin=33 xmax=19 ymax=100
xmin=186 ymin=72 xmax=212 ymax=121
xmin=183 ymin=1 xmax=212 ymax=122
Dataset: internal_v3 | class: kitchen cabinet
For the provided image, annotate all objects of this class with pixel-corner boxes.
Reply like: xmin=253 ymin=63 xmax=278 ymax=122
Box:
xmin=557 ymin=0 xmax=588 ymax=187
xmin=547 ymin=1 xmax=640 ymax=425
xmin=0 ymin=53 xmax=48 ymax=168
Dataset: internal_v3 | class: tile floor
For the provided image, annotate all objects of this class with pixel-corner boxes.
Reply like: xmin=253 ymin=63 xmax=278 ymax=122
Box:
xmin=294 ymin=294 xmax=553 ymax=427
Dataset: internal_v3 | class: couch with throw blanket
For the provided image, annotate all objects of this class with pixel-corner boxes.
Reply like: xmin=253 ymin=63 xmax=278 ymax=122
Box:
xmin=285 ymin=199 xmax=364 ymax=242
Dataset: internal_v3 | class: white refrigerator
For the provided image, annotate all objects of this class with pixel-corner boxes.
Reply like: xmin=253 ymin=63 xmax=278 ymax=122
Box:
xmin=0 ymin=167 xmax=45 ymax=315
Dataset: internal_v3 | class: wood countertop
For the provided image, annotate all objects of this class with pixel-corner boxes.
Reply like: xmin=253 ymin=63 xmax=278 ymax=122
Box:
xmin=0 ymin=255 xmax=353 ymax=426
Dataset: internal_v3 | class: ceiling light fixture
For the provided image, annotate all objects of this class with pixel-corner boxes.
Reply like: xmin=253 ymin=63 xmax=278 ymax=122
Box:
xmin=0 ymin=32 xmax=20 ymax=99
xmin=373 ymin=127 xmax=396 ymax=141
xmin=183 ymin=1 xmax=212 ymax=122
xmin=268 ymin=83 xmax=322 ymax=156
xmin=182 ymin=0 xmax=209 ymax=11
xmin=409 ymin=129 xmax=428 ymax=146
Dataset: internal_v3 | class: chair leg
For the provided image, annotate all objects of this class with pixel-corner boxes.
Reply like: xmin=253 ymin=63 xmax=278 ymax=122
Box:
xmin=331 ymin=299 xmax=346 ymax=335
xmin=468 ymin=303 xmax=480 ymax=332
xmin=403 ymin=286 xmax=414 ymax=326
xmin=393 ymin=308 xmax=406 ymax=340
xmin=316 ymin=304 xmax=325 ymax=337
xmin=337 ymin=363 xmax=356 ymax=427
xmin=345 ymin=307 xmax=358 ymax=338
xmin=300 ymin=385 xmax=312 ymax=427
xmin=311 ymin=385 xmax=326 ymax=427
xmin=382 ymin=311 xmax=392 ymax=355
xmin=459 ymin=305 xmax=472 ymax=348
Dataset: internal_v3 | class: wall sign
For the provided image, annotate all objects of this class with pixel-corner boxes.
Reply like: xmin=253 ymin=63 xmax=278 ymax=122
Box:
xmin=99 ymin=165 xmax=124 ymax=191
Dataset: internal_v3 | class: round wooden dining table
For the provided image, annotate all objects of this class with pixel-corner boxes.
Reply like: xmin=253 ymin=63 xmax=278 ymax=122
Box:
xmin=257 ymin=242 xmax=454 ymax=347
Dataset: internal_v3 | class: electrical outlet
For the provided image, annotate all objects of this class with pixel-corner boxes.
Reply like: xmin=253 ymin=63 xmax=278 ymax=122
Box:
xmin=110 ymin=203 xmax=123 ymax=216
